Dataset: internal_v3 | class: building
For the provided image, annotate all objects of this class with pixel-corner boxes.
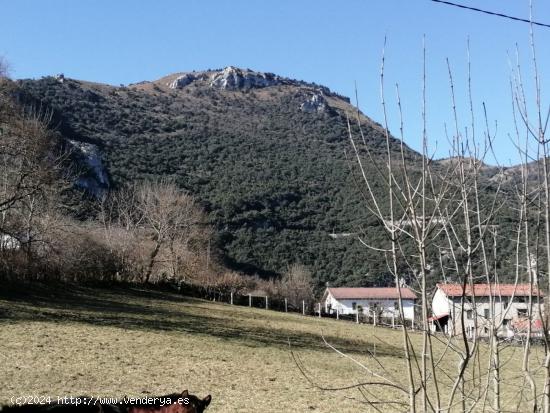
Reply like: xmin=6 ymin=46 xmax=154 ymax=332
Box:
xmin=321 ymin=287 xmax=417 ymax=323
xmin=431 ymin=283 xmax=545 ymax=338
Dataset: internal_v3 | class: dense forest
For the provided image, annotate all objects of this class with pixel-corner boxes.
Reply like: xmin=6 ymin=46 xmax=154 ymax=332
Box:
xmin=12 ymin=69 xmax=528 ymax=289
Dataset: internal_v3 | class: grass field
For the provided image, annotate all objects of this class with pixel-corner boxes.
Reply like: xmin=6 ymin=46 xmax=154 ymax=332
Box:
xmin=0 ymin=284 xmax=545 ymax=412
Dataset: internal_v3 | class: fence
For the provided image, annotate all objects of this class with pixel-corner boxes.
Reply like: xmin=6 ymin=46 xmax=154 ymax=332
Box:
xmin=171 ymin=281 xmax=414 ymax=328
xmin=175 ymin=282 xmax=316 ymax=315
xmin=331 ymin=312 xmax=414 ymax=328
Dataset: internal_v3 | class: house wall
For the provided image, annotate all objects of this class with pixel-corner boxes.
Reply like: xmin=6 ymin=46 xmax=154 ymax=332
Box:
xmin=431 ymin=288 xmax=544 ymax=337
xmin=324 ymin=292 xmax=415 ymax=321
xmin=432 ymin=289 xmax=452 ymax=317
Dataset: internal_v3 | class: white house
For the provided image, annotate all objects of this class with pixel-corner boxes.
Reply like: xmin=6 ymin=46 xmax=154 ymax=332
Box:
xmin=321 ymin=287 xmax=417 ymax=323
xmin=431 ymin=283 xmax=544 ymax=338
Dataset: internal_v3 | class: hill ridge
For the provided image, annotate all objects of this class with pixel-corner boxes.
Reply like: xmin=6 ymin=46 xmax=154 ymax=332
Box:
xmin=16 ymin=69 xmax=513 ymax=289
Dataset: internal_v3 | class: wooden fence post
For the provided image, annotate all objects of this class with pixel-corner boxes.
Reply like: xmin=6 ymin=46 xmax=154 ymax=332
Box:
xmin=230 ymin=292 xmax=233 ymax=305
xmin=336 ymin=307 xmax=339 ymax=320
xmin=284 ymin=298 xmax=288 ymax=312
xmin=302 ymin=300 xmax=305 ymax=315
xmin=373 ymin=312 xmax=377 ymax=327
xmin=356 ymin=311 xmax=359 ymax=324
xmin=318 ymin=303 xmax=321 ymax=318
xmin=392 ymin=313 xmax=395 ymax=328
xmin=249 ymin=294 xmax=252 ymax=307
xmin=265 ymin=296 xmax=268 ymax=310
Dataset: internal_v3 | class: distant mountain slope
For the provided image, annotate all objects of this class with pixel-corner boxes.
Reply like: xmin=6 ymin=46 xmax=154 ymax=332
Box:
xmin=16 ymin=67 xmax=519 ymax=287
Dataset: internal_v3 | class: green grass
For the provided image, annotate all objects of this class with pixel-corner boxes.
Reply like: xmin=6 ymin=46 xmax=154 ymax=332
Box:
xmin=0 ymin=284 xmax=545 ymax=412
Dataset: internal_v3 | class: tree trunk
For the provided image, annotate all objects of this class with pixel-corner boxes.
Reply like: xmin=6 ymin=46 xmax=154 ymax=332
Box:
xmin=492 ymin=331 xmax=500 ymax=412
xmin=144 ymin=240 xmax=161 ymax=283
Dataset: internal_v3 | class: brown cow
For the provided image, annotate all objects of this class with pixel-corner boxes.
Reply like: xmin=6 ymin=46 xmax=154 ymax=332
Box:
xmin=123 ymin=391 xmax=211 ymax=413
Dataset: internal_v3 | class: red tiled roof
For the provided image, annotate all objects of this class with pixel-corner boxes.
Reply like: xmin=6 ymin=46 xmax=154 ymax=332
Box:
xmin=327 ymin=287 xmax=417 ymax=300
xmin=436 ymin=283 xmax=544 ymax=297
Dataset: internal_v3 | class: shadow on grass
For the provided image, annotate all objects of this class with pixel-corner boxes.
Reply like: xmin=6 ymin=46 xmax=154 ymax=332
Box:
xmin=0 ymin=282 xmax=403 ymax=358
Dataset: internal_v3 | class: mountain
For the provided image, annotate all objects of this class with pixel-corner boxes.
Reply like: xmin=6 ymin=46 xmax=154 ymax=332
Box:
xmin=13 ymin=67 xmax=518 ymax=288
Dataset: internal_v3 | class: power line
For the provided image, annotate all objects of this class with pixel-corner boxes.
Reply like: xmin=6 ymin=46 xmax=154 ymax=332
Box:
xmin=430 ymin=0 xmax=550 ymax=29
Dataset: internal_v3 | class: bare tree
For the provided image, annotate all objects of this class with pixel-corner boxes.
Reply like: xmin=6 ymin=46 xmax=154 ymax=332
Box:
xmin=509 ymin=13 xmax=550 ymax=411
xmin=136 ymin=179 xmax=205 ymax=283
xmin=0 ymin=79 xmax=70 ymax=278
xmin=99 ymin=180 xmax=207 ymax=284
xmin=293 ymin=27 xmax=550 ymax=411
xmin=277 ymin=263 xmax=314 ymax=309
xmin=98 ymin=185 xmax=146 ymax=281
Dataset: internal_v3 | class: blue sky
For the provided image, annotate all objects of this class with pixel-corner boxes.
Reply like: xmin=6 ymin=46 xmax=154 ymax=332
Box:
xmin=1 ymin=0 xmax=549 ymax=165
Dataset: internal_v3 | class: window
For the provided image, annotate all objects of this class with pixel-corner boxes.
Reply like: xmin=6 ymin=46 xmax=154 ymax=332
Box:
xmin=502 ymin=299 xmax=508 ymax=309
xmin=467 ymin=310 xmax=473 ymax=320
xmin=484 ymin=309 xmax=490 ymax=319
xmin=518 ymin=308 xmax=528 ymax=317
xmin=502 ymin=319 xmax=510 ymax=326
xmin=394 ymin=301 xmax=399 ymax=310
xmin=515 ymin=296 xmax=526 ymax=303
xmin=352 ymin=302 xmax=357 ymax=310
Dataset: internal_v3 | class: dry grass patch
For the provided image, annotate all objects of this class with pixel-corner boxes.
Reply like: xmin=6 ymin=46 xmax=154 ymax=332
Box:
xmin=0 ymin=284 xmax=544 ymax=412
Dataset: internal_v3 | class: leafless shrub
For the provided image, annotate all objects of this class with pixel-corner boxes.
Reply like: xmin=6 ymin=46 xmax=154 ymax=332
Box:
xmin=98 ymin=180 xmax=210 ymax=284
xmin=39 ymin=219 xmax=120 ymax=282
xmin=276 ymin=263 xmax=314 ymax=309
xmin=0 ymin=78 xmax=71 ymax=279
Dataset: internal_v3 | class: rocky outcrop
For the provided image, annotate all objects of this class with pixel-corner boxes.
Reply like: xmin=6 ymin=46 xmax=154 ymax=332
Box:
xmin=209 ymin=66 xmax=282 ymax=90
xmin=168 ymin=72 xmax=212 ymax=89
xmin=69 ymin=140 xmax=109 ymax=196
xmin=165 ymin=67 xmax=347 ymax=108
xmin=300 ymin=92 xmax=326 ymax=113
xmin=168 ymin=73 xmax=197 ymax=89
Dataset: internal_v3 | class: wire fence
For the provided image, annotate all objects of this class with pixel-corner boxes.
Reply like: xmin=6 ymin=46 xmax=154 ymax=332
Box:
xmin=176 ymin=282 xmax=317 ymax=315
xmin=173 ymin=281 xmax=414 ymax=328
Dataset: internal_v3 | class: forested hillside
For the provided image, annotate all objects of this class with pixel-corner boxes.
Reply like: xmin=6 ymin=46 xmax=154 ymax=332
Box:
xmin=14 ymin=68 xmax=523 ymax=288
